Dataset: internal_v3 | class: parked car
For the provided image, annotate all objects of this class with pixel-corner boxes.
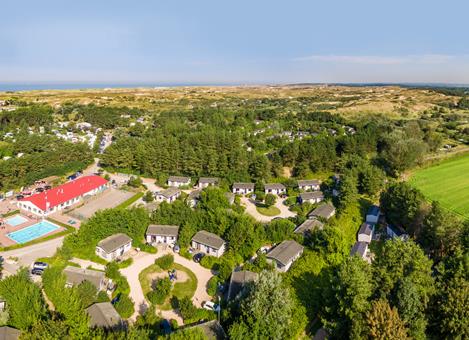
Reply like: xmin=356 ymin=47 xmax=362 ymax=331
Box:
xmin=33 ymin=262 xmax=49 ymax=270
xmin=193 ymin=253 xmax=205 ymax=263
xmin=35 ymin=187 xmax=44 ymax=193
xmin=31 ymin=268 xmax=44 ymax=276
xmin=16 ymin=194 xmax=24 ymax=200
xmin=173 ymin=245 xmax=180 ymax=253
xmin=202 ymin=301 xmax=220 ymax=312
xmin=44 ymin=185 xmax=52 ymax=190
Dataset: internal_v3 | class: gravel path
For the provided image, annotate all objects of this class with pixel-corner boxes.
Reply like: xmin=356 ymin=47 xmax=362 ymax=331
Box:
xmin=240 ymin=196 xmax=296 ymax=222
xmin=120 ymin=248 xmax=213 ymax=324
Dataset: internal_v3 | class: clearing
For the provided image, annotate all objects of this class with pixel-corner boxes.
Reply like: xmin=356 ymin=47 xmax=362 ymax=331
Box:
xmin=409 ymin=154 xmax=469 ymax=219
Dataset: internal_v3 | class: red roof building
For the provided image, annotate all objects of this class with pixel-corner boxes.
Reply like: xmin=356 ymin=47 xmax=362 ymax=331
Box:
xmin=18 ymin=175 xmax=108 ymax=216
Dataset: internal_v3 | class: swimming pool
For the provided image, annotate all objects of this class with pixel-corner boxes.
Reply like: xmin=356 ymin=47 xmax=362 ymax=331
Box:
xmin=5 ymin=215 xmax=28 ymax=226
xmin=7 ymin=220 xmax=60 ymax=244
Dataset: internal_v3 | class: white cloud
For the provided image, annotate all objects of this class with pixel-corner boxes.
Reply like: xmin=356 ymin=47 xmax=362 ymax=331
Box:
xmin=293 ymin=54 xmax=456 ymax=65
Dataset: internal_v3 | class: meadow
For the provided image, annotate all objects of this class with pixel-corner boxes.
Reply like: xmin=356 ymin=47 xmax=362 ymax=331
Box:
xmin=410 ymin=154 xmax=469 ymax=219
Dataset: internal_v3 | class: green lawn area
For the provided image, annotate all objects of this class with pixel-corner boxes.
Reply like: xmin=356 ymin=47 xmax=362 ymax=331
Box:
xmin=256 ymin=205 xmax=281 ymax=216
xmin=409 ymin=154 xmax=469 ymax=219
xmin=139 ymin=262 xmax=197 ymax=310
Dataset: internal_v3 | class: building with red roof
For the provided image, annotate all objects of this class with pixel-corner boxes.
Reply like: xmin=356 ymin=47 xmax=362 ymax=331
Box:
xmin=17 ymin=175 xmax=108 ymax=216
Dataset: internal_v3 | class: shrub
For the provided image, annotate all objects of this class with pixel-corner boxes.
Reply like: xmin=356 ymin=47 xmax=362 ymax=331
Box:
xmin=200 ymin=255 xmax=219 ymax=270
xmin=114 ymin=295 xmax=134 ymax=319
xmin=170 ymin=319 xmax=179 ymax=330
xmin=128 ymin=176 xmax=143 ymax=188
xmin=96 ymin=291 xmax=110 ymax=303
xmin=177 ymin=296 xmax=197 ymax=321
xmin=207 ymin=276 xmax=219 ymax=296
xmin=155 ymin=254 xmax=174 ymax=270
xmin=117 ymin=258 xmax=133 ymax=268
xmin=264 ymin=193 xmax=276 ymax=207
xmin=140 ymin=243 xmax=157 ymax=253
xmin=143 ymin=191 xmax=154 ymax=202
xmin=147 ymin=278 xmax=172 ymax=305
xmin=179 ymin=248 xmax=192 ymax=260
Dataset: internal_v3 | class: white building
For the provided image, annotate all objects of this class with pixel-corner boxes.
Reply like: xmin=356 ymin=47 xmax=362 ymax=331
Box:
xmin=350 ymin=241 xmax=371 ymax=264
xmin=167 ymin=176 xmax=191 ymax=187
xmin=232 ymin=183 xmax=255 ymax=195
xmin=191 ymin=230 xmax=226 ymax=257
xmin=155 ymin=187 xmax=181 ymax=203
xmin=366 ymin=205 xmax=380 ymax=224
xmin=266 ymin=240 xmax=304 ymax=272
xmin=264 ymin=183 xmax=286 ymax=195
xmin=146 ymin=225 xmax=179 ymax=245
xmin=297 ymin=180 xmax=320 ymax=191
xmin=95 ymin=233 xmax=132 ymax=261
xmin=357 ymin=223 xmax=374 ymax=243
xmin=298 ymin=191 xmax=324 ymax=204
xmin=197 ymin=177 xmax=219 ymax=189
xmin=17 ymin=175 xmax=108 ymax=217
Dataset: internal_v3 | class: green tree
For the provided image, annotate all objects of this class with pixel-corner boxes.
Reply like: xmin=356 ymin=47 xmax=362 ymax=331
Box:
xmin=338 ymin=170 xmax=358 ymax=209
xmin=114 ymin=295 xmax=134 ymax=318
xmin=229 ymin=270 xmax=294 ymax=340
xmin=143 ymin=190 xmax=154 ymax=202
xmin=265 ymin=219 xmax=296 ymax=244
xmin=264 ymin=193 xmax=276 ymax=207
xmin=76 ymin=280 xmax=98 ymax=308
xmin=0 ymin=269 xmax=47 ymax=330
xmin=366 ymin=299 xmax=409 ymax=340
xmin=321 ymin=256 xmax=373 ymax=337
xmin=155 ymin=254 xmax=174 ymax=270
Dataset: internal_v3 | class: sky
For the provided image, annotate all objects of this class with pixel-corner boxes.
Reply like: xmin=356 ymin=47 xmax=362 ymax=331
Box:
xmin=1 ymin=0 xmax=469 ymax=85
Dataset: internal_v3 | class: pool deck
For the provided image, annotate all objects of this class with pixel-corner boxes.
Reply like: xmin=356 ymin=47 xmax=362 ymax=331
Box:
xmin=0 ymin=214 xmax=65 ymax=247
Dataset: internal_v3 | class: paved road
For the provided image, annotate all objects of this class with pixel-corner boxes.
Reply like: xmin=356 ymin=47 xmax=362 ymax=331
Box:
xmin=120 ymin=249 xmax=213 ymax=324
xmin=240 ymin=196 xmax=296 ymax=222
xmin=0 ymin=236 xmax=65 ymax=276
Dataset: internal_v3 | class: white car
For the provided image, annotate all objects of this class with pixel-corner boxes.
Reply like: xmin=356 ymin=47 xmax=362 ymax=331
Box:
xmin=202 ymin=301 xmax=220 ymax=312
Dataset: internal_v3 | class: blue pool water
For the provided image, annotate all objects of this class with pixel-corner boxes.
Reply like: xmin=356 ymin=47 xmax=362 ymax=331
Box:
xmin=7 ymin=220 xmax=59 ymax=244
xmin=5 ymin=215 xmax=28 ymax=226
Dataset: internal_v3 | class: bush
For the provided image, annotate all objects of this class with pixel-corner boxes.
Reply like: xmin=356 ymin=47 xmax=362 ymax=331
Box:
xmin=200 ymin=255 xmax=219 ymax=270
xmin=143 ymin=191 xmax=154 ymax=203
xmin=140 ymin=243 xmax=157 ymax=253
xmin=179 ymin=248 xmax=192 ymax=260
xmin=147 ymin=278 xmax=172 ymax=305
xmin=114 ymin=295 xmax=134 ymax=319
xmin=117 ymin=258 xmax=133 ymax=268
xmin=155 ymin=254 xmax=174 ymax=270
xmin=128 ymin=176 xmax=143 ymax=188
xmin=177 ymin=296 xmax=197 ymax=321
xmin=265 ymin=193 xmax=276 ymax=207
xmin=96 ymin=291 xmax=110 ymax=303
xmin=207 ymin=276 xmax=219 ymax=296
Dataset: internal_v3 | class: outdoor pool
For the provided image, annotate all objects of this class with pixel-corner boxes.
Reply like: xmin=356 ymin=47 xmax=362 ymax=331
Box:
xmin=7 ymin=220 xmax=60 ymax=244
xmin=5 ymin=215 xmax=28 ymax=226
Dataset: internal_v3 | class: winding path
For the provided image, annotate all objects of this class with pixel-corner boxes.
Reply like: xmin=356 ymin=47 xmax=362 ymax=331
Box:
xmin=119 ymin=248 xmax=213 ymax=324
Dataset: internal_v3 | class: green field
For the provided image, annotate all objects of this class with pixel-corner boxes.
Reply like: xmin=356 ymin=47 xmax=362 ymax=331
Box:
xmin=409 ymin=154 xmax=469 ymax=219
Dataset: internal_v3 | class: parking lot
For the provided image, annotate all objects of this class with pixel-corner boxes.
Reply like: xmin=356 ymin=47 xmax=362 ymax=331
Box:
xmin=67 ymin=188 xmax=134 ymax=221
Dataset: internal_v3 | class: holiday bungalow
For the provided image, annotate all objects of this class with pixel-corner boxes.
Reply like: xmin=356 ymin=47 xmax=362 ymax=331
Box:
xmin=264 ymin=183 xmax=286 ymax=195
xmin=297 ymin=179 xmax=320 ymax=191
xmin=198 ymin=177 xmax=219 ymax=189
xmin=86 ymin=302 xmax=123 ymax=330
xmin=17 ymin=175 xmax=108 ymax=217
xmin=95 ymin=233 xmax=132 ymax=261
xmin=357 ymin=223 xmax=374 ymax=243
xmin=191 ymin=230 xmax=226 ymax=257
xmin=308 ymin=203 xmax=336 ymax=220
xmin=63 ymin=266 xmax=107 ymax=291
xmin=350 ymin=241 xmax=371 ymax=263
xmin=266 ymin=240 xmax=304 ymax=272
xmin=366 ymin=205 xmax=380 ymax=224
xmin=146 ymin=224 xmax=179 ymax=245
xmin=298 ymin=191 xmax=324 ymax=204
xmin=155 ymin=187 xmax=181 ymax=203
xmin=294 ymin=218 xmax=324 ymax=236
xmin=167 ymin=176 xmax=191 ymax=188
xmin=232 ymin=183 xmax=255 ymax=195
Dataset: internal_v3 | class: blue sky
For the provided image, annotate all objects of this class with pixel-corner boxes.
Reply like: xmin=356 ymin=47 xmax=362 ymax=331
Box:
xmin=1 ymin=0 xmax=469 ymax=84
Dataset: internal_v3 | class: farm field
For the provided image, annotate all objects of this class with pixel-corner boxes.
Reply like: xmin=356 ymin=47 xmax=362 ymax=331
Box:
xmin=410 ymin=154 xmax=469 ymax=219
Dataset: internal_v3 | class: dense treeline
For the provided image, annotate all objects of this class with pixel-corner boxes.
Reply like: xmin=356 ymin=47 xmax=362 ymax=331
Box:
xmin=0 ymin=104 xmax=53 ymax=131
xmin=0 ymin=134 xmax=93 ymax=190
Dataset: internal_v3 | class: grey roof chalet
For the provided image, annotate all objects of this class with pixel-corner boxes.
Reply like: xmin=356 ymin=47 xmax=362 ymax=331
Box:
xmin=168 ymin=176 xmax=190 ymax=183
xmin=63 ymin=266 xmax=105 ymax=289
xmin=97 ymin=233 xmax=132 ymax=253
xmin=146 ymin=224 xmax=179 ymax=237
xmin=367 ymin=205 xmax=380 ymax=217
xmin=228 ymin=270 xmax=258 ymax=300
xmin=308 ymin=203 xmax=336 ymax=219
xmin=299 ymin=191 xmax=324 ymax=201
xmin=264 ymin=183 xmax=286 ymax=190
xmin=192 ymin=230 xmax=225 ymax=249
xmin=298 ymin=179 xmax=320 ymax=187
xmin=350 ymin=241 xmax=368 ymax=257
xmin=158 ymin=187 xmax=181 ymax=198
xmin=86 ymin=302 xmax=122 ymax=329
xmin=188 ymin=189 xmax=202 ymax=200
xmin=267 ymin=240 xmax=304 ymax=266
xmin=0 ymin=327 xmax=21 ymax=340
xmin=233 ymin=182 xmax=255 ymax=190
xmin=199 ymin=177 xmax=219 ymax=184
xmin=294 ymin=218 xmax=324 ymax=235
xmin=359 ymin=223 xmax=373 ymax=236
xmin=186 ymin=320 xmax=227 ymax=340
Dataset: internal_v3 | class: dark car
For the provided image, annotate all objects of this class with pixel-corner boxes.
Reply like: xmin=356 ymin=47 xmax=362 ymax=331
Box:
xmin=36 ymin=187 xmax=44 ymax=192
xmin=193 ymin=253 xmax=205 ymax=263
xmin=16 ymin=194 xmax=24 ymax=200
xmin=44 ymin=185 xmax=52 ymax=190
xmin=31 ymin=268 xmax=44 ymax=276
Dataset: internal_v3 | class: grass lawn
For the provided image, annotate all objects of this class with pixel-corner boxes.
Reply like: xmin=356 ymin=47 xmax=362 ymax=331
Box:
xmin=256 ymin=205 xmax=281 ymax=216
xmin=409 ymin=154 xmax=469 ymax=219
xmin=139 ymin=262 xmax=197 ymax=310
